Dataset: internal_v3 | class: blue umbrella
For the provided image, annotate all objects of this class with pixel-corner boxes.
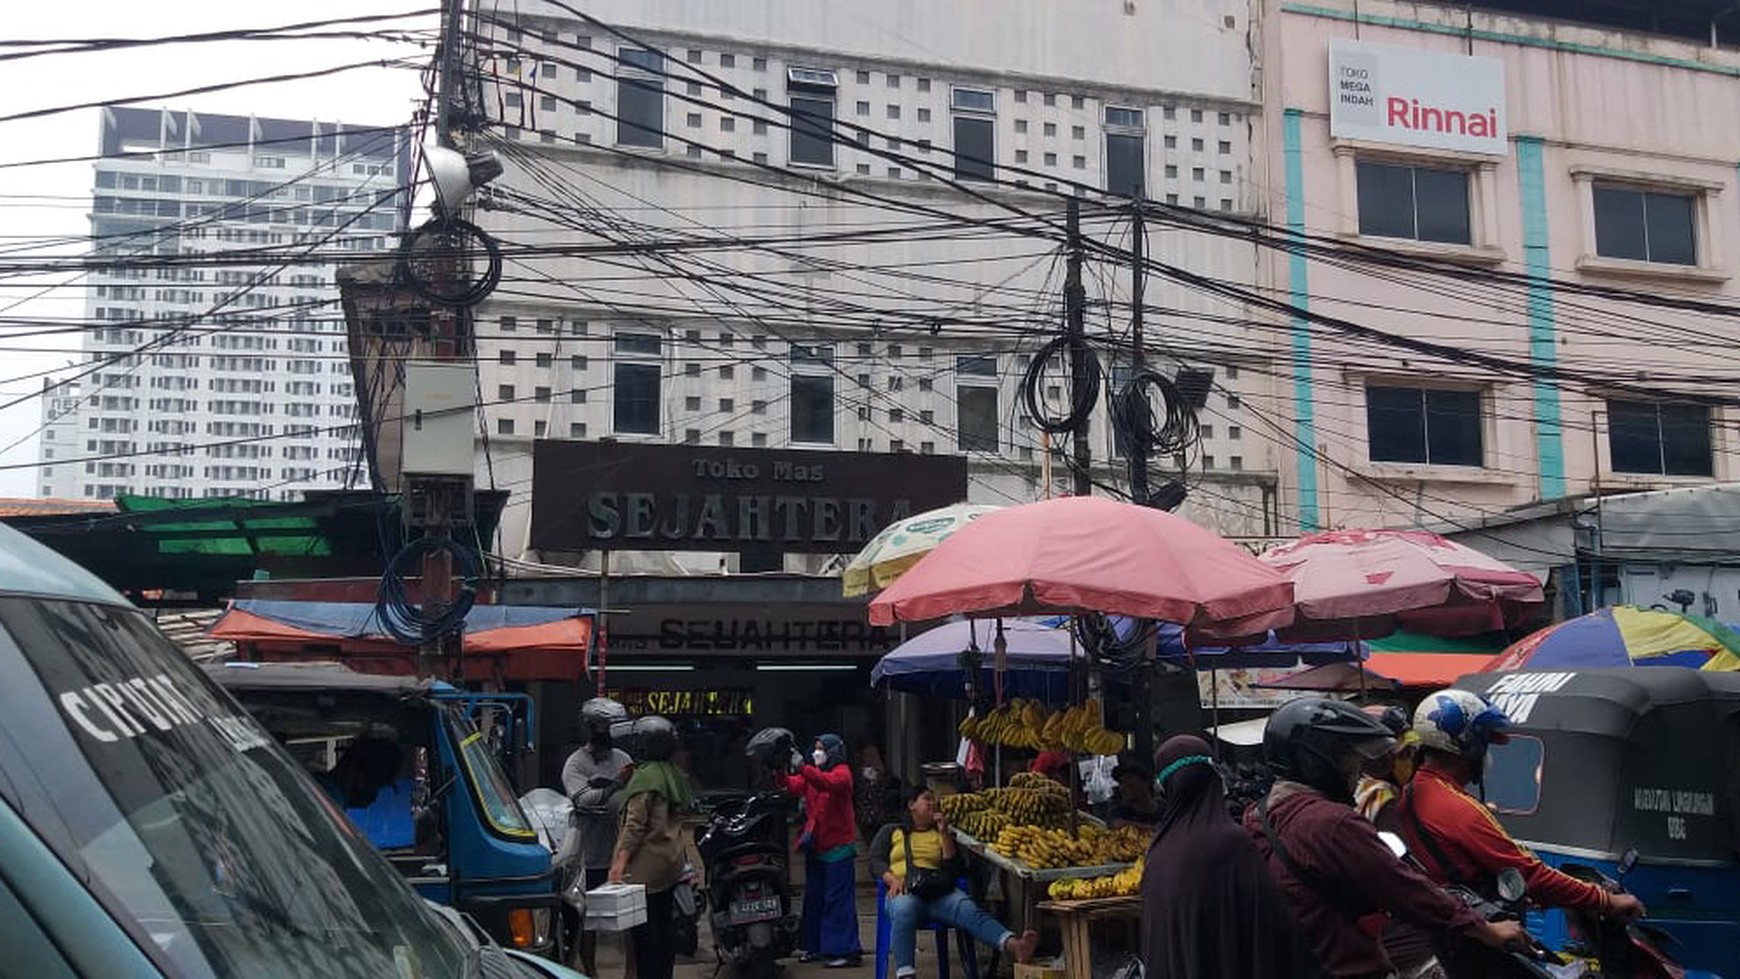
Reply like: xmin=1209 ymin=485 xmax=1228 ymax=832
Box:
xmin=870 ymin=618 xmax=1093 ymax=703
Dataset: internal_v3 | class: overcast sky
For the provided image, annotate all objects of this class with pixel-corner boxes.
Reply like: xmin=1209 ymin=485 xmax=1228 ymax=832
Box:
xmin=0 ymin=2 xmax=437 ymax=496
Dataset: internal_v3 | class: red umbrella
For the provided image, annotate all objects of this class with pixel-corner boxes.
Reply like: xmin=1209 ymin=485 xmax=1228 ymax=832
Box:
xmin=1259 ymin=529 xmax=1544 ymax=640
xmin=865 ymin=496 xmax=1296 ymax=639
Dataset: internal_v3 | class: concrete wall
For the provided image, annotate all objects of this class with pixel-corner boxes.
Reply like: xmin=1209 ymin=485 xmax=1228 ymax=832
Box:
xmin=1263 ymin=0 xmax=1740 ymax=531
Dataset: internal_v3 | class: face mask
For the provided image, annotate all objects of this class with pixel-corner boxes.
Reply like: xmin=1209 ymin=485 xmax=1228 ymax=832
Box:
xmin=813 ymin=749 xmax=827 ymax=766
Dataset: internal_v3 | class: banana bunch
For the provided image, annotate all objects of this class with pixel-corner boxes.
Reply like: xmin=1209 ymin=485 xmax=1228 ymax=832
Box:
xmin=1055 ymin=700 xmax=1129 ymax=756
xmin=983 ymin=785 xmax=1070 ymax=822
xmin=953 ymin=808 xmax=1012 ymax=841
xmin=959 ymin=699 xmax=1128 ymax=754
xmin=1077 ymin=824 xmax=1151 ymax=864
xmin=1006 ymin=771 xmax=1068 ymax=792
xmin=989 ymin=825 xmax=1101 ymax=869
xmin=1047 ymin=858 xmax=1144 ymax=901
xmin=959 ymin=699 xmax=1054 ymax=749
xmin=936 ymin=792 xmax=991 ymax=820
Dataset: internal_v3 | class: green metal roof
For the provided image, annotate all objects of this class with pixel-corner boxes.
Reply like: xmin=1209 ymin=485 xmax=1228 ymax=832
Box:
xmin=5 ymin=490 xmax=507 ymax=604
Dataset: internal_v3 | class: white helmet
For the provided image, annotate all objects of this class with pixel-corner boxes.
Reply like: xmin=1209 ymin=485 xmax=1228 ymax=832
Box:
xmin=1412 ymin=688 xmax=1512 ymax=761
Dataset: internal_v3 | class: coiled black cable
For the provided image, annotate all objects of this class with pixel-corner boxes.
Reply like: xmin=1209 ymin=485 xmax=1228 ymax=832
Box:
xmin=376 ymin=536 xmax=481 ymax=645
xmin=1111 ymin=368 xmax=1200 ymax=458
xmin=398 ymin=217 xmax=504 ymax=308
xmin=1020 ymin=333 xmax=1102 ymax=434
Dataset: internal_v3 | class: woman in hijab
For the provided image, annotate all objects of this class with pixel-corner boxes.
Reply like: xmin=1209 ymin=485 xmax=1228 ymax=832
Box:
xmin=609 ymin=716 xmax=690 ymax=979
xmin=1140 ymin=735 xmax=1321 ymax=979
xmin=784 ymin=732 xmax=861 ymax=967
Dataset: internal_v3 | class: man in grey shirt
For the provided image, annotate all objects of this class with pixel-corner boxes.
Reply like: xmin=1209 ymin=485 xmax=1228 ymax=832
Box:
xmin=560 ymin=698 xmax=633 ymax=974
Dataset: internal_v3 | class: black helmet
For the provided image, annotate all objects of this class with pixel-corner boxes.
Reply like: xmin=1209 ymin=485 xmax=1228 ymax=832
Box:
xmin=630 ymin=715 xmax=678 ymax=762
xmin=745 ymin=726 xmax=795 ymax=764
xmin=581 ymin=697 xmax=629 ymax=741
xmin=1263 ymin=698 xmax=1396 ymax=803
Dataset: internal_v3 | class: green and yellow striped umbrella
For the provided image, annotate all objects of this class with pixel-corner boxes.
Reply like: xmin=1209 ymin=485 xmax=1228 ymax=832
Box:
xmin=841 ymin=503 xmax=999 ymax=597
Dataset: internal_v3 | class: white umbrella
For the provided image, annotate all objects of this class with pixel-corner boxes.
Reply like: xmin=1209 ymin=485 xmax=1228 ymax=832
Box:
xmin=841 ymin=503 xmax=999 ymax=597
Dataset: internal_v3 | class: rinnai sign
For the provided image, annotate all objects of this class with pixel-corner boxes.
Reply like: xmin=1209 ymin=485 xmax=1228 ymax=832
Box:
xmin=1328 ymin=39 xmax=1508 ymax=155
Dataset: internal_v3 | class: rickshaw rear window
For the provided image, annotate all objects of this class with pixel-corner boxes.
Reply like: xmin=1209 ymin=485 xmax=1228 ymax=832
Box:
xmin=1485 ymin=735 xmax=1544 ymax=815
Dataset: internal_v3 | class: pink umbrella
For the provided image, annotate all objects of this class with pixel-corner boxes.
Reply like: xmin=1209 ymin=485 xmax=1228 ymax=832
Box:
xmin=866 ymin=496 xmax=1296 ymax=640
xmin=1259 ymin=529 xmax=1544 ymax=640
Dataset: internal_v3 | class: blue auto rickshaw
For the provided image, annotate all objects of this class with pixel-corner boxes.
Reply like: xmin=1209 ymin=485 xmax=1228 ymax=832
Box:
xmin=1458 ymin=668 xmax=1740 ymax=978
xmin=207 ymin=662 xmax=562 ymax=960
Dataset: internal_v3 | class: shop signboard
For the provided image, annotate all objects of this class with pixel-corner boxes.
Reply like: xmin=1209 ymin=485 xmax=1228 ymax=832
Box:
xmin=531 ymin=441 xmax=968 ymax=554
xmin=600 ymin=603 xmax=901 ymax=655
xmin=1197 ymin=665 xmax=1316 ymax=709
xmin=1328 ymin=38 xmax=1507 ymax=155
xmin=607 ymin=688 xmax=755 ymax=717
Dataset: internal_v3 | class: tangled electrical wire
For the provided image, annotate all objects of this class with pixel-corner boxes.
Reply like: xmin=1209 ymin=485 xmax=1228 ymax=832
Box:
xmin=375 ymin=536 xmax=481 ymax=645
xmin=1020 ymin=333 xmax=1101 ymax=434
xmin=1072 ymin=613 xmax=1159 ymax=675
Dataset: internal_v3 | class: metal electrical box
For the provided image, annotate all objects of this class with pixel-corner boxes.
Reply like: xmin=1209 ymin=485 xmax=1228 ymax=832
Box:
xmin=401 ymin=361 xmax=477 ymax=478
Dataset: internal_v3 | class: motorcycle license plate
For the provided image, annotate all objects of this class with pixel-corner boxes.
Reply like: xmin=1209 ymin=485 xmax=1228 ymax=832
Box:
xmin=727 ymin=896 xmax=781 ymax=924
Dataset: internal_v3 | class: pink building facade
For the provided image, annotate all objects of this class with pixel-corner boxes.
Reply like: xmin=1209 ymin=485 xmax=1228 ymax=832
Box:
xmin=1258 ymin=0 xmax=1740 ymax=533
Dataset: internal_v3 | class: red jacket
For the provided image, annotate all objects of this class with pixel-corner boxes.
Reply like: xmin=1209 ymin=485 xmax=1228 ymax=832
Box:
xmin=1245 ymin=783 xmax=1484 ymax=979
xmin=1398 ymin=766 xmax=1607 ymax=913
xmin=785 ymin=764 xmax=856 ymax=852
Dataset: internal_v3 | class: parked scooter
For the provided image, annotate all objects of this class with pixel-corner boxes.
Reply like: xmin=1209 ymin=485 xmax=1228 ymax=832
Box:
xmin=1560 ymin=850 xmax=1685 ymax=979
xmin=695 ymin=727 xmax=801 ymax=979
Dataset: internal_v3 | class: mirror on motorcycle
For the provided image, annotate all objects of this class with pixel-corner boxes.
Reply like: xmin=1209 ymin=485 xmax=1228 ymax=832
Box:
xmin=1376 ymin=831 xmax=1408 ymax=859
xmin=1618 ymin=847 xmax=1639 ymax=876
xmin=1497 ymin=867 xmax=1527 ymax=904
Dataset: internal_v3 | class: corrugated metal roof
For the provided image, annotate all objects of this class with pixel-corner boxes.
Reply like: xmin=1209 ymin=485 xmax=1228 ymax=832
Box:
xmin=0 ymin=498 xmax=116 ymax=518
xmin=150 ymin=607 xmax=233 ymax=663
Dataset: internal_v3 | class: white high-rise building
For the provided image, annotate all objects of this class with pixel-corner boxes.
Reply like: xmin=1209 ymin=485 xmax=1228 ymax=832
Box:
xmin=40 ymin=107 xmax=408 ymax=502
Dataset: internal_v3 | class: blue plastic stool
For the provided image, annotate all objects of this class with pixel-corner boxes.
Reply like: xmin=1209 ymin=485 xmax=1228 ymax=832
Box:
xmin=873 ymin=879 xmax=981 ymax=979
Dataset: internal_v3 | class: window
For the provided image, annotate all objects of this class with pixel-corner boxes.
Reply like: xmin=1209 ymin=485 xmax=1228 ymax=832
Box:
xmin=497 ymin=418 xmax=516 ymax=435
xmin=535 ymin=386 xmax=552 ymax=403
xmin=1072 ymin=125 xmax=1086 ymax=140
xmin=1608 ymin=399 xmax=1712 ymax=476
xmin=789 ymin=87 xmax=837 ymax=167
xmin=617 ymin=48 xmax=664 ymax=148
xmin=1594 ymin=186 xmax=1697 ymax=265
xmin=498 ymin=384 xmax=515 ymax=401
xmin=790 ymin=344 xmax=835 ymax=444
xmin=1356 ymin=160 xmax=1471 ymax=245
xmin=720 ymin=53 xmax=735 ymax=68
xmin=952 ymin=87 xmax=995 ymax=113
xmin=535 ymin=352 xmax=553 ymax=368
xmin=1366 ymin=385 xmax=1483 ymax=466
xmin=500 ymin=315 xmax=517 ymax=332
xmin=958 ymin=386 xmax=998 ymax=452
xmin=954 ymin=116 xmax=995 ymax=182
xmin=499 ymin=350 xmax=516 ymax=366
xmin=613 ymin=333 xmax=661 ymax=435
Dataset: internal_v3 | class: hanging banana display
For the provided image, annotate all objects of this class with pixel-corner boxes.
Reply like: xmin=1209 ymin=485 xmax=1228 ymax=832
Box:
xmin=957 ymin=698 xmax=1127 ymax=756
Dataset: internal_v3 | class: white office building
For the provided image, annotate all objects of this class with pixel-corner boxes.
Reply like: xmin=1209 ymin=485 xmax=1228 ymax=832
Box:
xmin=39 ymin=107 xmax=407 ymax=502
xmin=467 ymin=0 xmax=1286 ymax=567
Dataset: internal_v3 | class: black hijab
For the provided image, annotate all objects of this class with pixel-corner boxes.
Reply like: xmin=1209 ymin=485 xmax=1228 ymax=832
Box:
xmin=1140 ymin=736 xmax=1321 ymax=979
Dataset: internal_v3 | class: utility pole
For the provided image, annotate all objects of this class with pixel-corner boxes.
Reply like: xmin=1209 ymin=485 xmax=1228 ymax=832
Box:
xmin=1127 ymin=192 xmax=1149 ymax=506
xmin=415 ymin=0 xmax=471 ymax=679
xmin=1065 ymin=199 xmax=1092 ymax=497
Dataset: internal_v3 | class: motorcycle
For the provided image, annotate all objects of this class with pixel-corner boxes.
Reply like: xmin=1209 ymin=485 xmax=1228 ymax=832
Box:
xmin=1560 ymin=849 xmax=1684 ymax=979
xmin=1377 ymin=832 xmax=1570 ymax=979
xmin=695 ymin=727 xmax=802 ymax=979
xmin=673 ymin=858 xmax=707 ymax=958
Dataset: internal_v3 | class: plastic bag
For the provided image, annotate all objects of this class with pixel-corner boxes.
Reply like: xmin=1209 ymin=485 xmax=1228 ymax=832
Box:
xmin=1083 ymin=755 xmax=1117 ymax=804
xmin=518 ymin=787 xmax=572 ymax=853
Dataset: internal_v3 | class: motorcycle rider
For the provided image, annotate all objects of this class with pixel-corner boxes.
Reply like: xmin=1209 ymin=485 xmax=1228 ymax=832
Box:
xmin=1244 ymin=697 xmax=1527 ymax=979
xmin=559 ymin=697 xmax=633 ymax=975
xmin=1398 ymin=689 xmax=1645 ymax=971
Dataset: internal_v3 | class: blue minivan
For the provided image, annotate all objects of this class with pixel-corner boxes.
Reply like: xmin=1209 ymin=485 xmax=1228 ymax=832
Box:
xmin=0 ymin=523 xmax=584 ymax=979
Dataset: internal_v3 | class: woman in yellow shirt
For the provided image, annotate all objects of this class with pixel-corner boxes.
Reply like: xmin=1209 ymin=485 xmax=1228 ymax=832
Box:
xmin=867 ymin=786 xmax=1037 ymax=979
